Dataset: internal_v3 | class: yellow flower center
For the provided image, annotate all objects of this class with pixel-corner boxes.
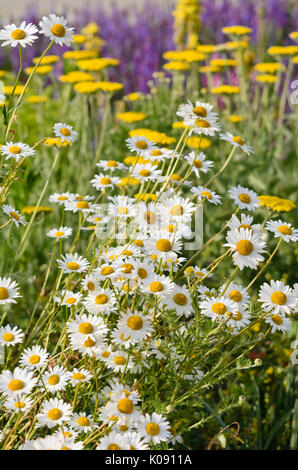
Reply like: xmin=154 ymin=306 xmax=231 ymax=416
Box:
xmin=232 ymin=136 xmax=245 ymax=145
xmin=55 ymin=231 xmax=65 ymax=237
xmin=238 ymin=193 xmax=251 ymax=204
xmin=145 ymin=211 xmax=157 ymax=224
xmin=101 ymin=266 xmax=114 ymax=275
xmin=193 ymin=105 xmax=207 ymax=117
xmin=212 ymin=302 xmax=227 ymax=315
xmin=51 ymin=24 xmax=66 ymax=37
xmin=231 ymin=311 xmax=243 ymax=321
xmin=121 ymin=263 xmax=134 ymax=273
xmin=118 ymin=206 xmax=128 ymax=215
xmin=173 ymin=293 xmax=188 ymax=306
xmin=83 ymin=337 xmax=96 ymax=348
xmin=9 ymin=211 xmax=20 ymax=221
xmin=58 ymin=196 xmax=68 ymax=201
xmin=120 ymin=333 xmax=131 ymax=341
xmin=48 ymin=408 xmax=62 ymax=420
xmin=122 ymin=250 xmax=133 ymax=256
xmin=113 ymin=356 xmax=126 ymax=366
xmin=77 ymin=417 xmax=90 ymax=426
xmin=29 ymin=355 xmax=40 ymax=364
xmin=229 ymin=290 xmax=242 ymax=302
xmin=78 ymin=322 xmax=94 ymax=334
xmin=76 ymin=201 xmax=90 ymax=209
xmin=277 ymin=225 xmax=292 ymax=236
xmin=102 ymin=351 xmax=110 ymax=358
xmin=171 ymin=174 xmax=181 ymax=181
xmin=271 ymin=314 xmax=283 ymax=325
xmin=194 ymin=159 xmax=202 ymax=168
xmin=66 ymin=297 xmax=76 ymax=305
xmin=107 ymin=160 xmax=118 ymax=167
xmin=0 ymin=287 xmax=9 ymax=300
xmin=156 ymin=239 xmax=172 ymax=252
xmin=201 ymin=190 xmax=212 ymax=199
xmin=271 ymin=291 xmax=287 ymax=305
xmin=48 ymin=374 xmax=60 ymax=385
xmin=151 ymin=149 xmax=162 ymax=156
xmin=100 ymin=177 xmax=112 ymax=185
xmin=117 ymin=398 xmax=134 ymax=414
xmin=146 ymin=422 xmax=160 ymax=436
xmin=138 ymin=268 xmax=148 ymax=279
xmin=135 ymin=140 xmax=148 ymax=150
xmin=236 ymin=240 xmax=253 ymax=256
xmin=196 ymin=118 xmax=211 ymax=128
xmin=238 ymin=224 xmax=252 ymax=232
xmin=8 ymin=379 xmax=24 ymax=391
xmin=3 ymin=332 xmax=14 ymax=342
xmin=60 ymin=127 xmax=71 ymax=136
xmin=149 ymin=281 xmax=164 ymax=293
xmin=170 ymin=204 xmax=184 ymax=216
xmin=66 ymin=262 xmax=80 ymax=270
xmin=14 ymin=401 xmax=26 ymax=409
xmin=9 ymin=145 xmax=22 ymax=154
xmin=134 ymin=239 xmax=144 ymax=247
xmin=11 ymin=29 xmax=26 ymax=40
xmin=72 ymin=373 xmax=85 ymax=380
xmin=87 ymin=281 xmax=95 ymax=291
xmin=108 ymin=444 xmax=120 ymax=450
xmin=139 ymin=169 xmax=151 ymax=177
xmin=127 ymin=315 xmax=143 ymax=330
xmin=164 ymin=224 xmax=176 ymax=233
xmin=94 ymin=294 xmax=109 ymax=305
xmin=120 ymin=424 xmax=128 ymax=431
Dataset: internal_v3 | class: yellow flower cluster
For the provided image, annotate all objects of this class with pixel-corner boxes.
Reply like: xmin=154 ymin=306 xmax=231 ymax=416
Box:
xmin=74 ymin=81 xmax=123 ymax=94
xmin=222 ymin=25 xmax=252 ymax=36
xmin=129 ymin=128 xmax=176 ymax=145
xmin=77 ymin=58 xmax=119 ymax=71
xmin=211 ymin=85 xmax=240 ymax=95
xmin=116 ymin=112 xmax=147 ymax=123
xmin=59 ymin=71 xmax=95 ymax=84
xmin=173 ymin=0 xmax=201 ymax=50
xmin=258 ymin=196 xmax=296 ymax=212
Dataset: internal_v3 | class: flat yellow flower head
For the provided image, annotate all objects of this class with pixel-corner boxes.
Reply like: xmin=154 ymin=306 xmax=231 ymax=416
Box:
xmin=222 ymin=25 xmax=252 ymax=36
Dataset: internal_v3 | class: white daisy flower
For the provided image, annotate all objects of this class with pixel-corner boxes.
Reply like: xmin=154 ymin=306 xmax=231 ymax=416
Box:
xmin=266 ymin=220 xmax=298 ymax=243
xmin=70 ymin=333 xmax=103 ymax=358
xmin=116 ymin=309 xmax=153 ymax=343
xmin=42 ymin=366 xmax=71 ymax=392
xmin=2 ymin=205 xmax=27 ymax=227
xmin=39 ymin=14 xmax=74 ymax=46
xmin=36 ymin=398 xmax=72 ymax=428
xmin=57 ymin=253 xmax=90 ymax=273
xmin=0 ymin=22 xmax=38 ymax=48
xmin=105 ymin=351 xmax=134 ymax=373
xmin=126 ymin=135 xmax=157 ymax=156
xmin=135 ymin=201 xmax=163 ymax=231
xmin=124 ymin=431 xmax=150 ymax=450
xmin=96 ymin=431 xmax=130 ymax=450
xmin=47 ymin=226 xmax=73 ymax=239
xmin=184 ymin=151 xmax=214 ymax=177
xmin=97 ymin=159 xmax=127 ymax=172
xmin=144 ymin=147 xmax=174 ymax=162
xmin=19 ymin=345 xmax=49 ymax=370
xmin=197 ymin=285 xmax=217 ymax=300
xmin=49 ymin=192 xmax=75 ymax=205
xmin=144 ymin=236 xmax=181 ymax=263
xmin=228 ymin=185 xmax=260 ymax=211
xmin=0 ymin=325 xmax=24 ymax=347
xmin=20 ymin=435 xmax=83 ymax=450
xmin=0 ymin=277 xmax=21 ymax=304
xmin=191 ymin=186 xmax=222 ymax=205
xmin=5 ymin=395 xmax=33 ymax=413
xmin=177 ymin=100 xmax=219 ymax=125
xmin=220 ymin=132 xmax=254 ymax=155
xmin=53 ymin=123 xmax=78 ymax=143
xmin=225 ymin=227 xmax=266 ymax=270
xmin=69 ymin=412 xmax=96 ymax=433
xmin=112 ymin=244 xmax=142 ymax=261
xmin=83 ymin=288 xmax=116 ymax=314
xmin=90 ymin=173 xmax=120 ymax=190
xmin=64 ymin=198 xmax=98 ymax=214
xmin=54 ymin=289 xmax=83 ymax=307
xmin=135 ymin=259 xmax=156 ymax=283
xmin=141 ymin=274 xmax=174 ymax=299
xmin=220 ymin=282 xmax=250 ymax=306
xmin=131 ymin=163 xmax=161 ymax=182
xmin=0 ymin=367 xmax=37 ymax=397
xmin=69 ymin=368 xmax=92 ymax=387
xmin=264 ymin=314 xmax=292 ymax=333
xmin=200 ymin=296 xmax=238 ymax=322
xmin=226 ymin=306 xmax=251 ymax=330
xmin=1 ymin=142 xmax=35 ymax=162
xmin=108 ymin=195 xmax=136 ymax=219
xmin=227 ymin=213 xmax=261 ymax=235
xmin=137 ymin=412 xmax=171 ymax=444
xmin=81 ymin=273 xmax=101 ymax=292
xmin=163 ymin=284 xmax=194 ymax=317
xmin=94 ymin=263 xmax=119 ymax=281
xmin=258 ymin=280 xmax=296 ymax=315
xmin=161 ymin=196 xmax=195 ymax=223
xmin=192 ymin=266 xmax=213 ymax=281
xmin=67 ymin=313 xmax=107 ymax=342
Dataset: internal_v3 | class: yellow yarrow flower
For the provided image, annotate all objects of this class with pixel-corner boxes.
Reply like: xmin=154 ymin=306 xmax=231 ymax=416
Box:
xmin=211 ymin=85 xmax=240 ymax=94
xmin=25 ymin=65 xmax=53 ymax=75
xmin=216 ymin=41 xmax=248 ymax=51
xmin=163 ymin=61 xmax=190 ymax=72
xmin=33 ymin=55 xmax=60 ymax=65
xmin=134 ymin=193 xmax=157 ymax=202
xmin=124 ymin=92 xmax=144 ymax=102
xmin=289 ymin=31 xmax=298 ymax=41
xmin=258 ymin=196 xmax=296 ymax=212
xmin=117 ymin=177 xmax=140 ymax=187
xmin=4 ymin=85 xmax=27 ymax=95
xmin=72 ymin=34 xmax=87 ymax=44
xmin=63 ymin=50 xmax=98 ymax=60
xmin=116 ymin=112 xmax=147 ymax=123
xmin=172 ymin=121 xmax=187 ymax=129
xmin=268 ymin=45 xmax=298 ymax=56
xmin=254 ymin=62 xmax=285 ymax=74
xmin=21 ymin=206 xmax=53 ymax=215
xmin=81 ymin=22 xmax=100 ymax=36
xmin=226 ymin=114 xmax=244 ymax=123
xmin=222 ymin=25 xmax=252 ymax=36
xmin=210 ymin=58 xmax=237 ymax=67
xmin=199 ymin=65 xmax=221 ymax=73
xmin=77 ymin=57 xmax=119 ymax=71
xmin=0 ymin=70 xmax=7 ymax=77
xmin=27 ymin=95 xmax=48 ymax=104
xmin=59 ymin=71 xmax=95 ymax=84
xmin=74 ymin=81 xmax=123 ymax=94
xmin=163 ymin=50 xmax=205 ymax=62
xmin=44 ymin=138 xmax=72 ymax=148
xmin=255 ymin=74 xmax=277 ymax=84
xmin=187 ymin=136 xmax=211 ymax=149
xmin=197 ymin=44 xmax=216 ymax=54
xmin=129 ymin=129 xmax=176 ymax=145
